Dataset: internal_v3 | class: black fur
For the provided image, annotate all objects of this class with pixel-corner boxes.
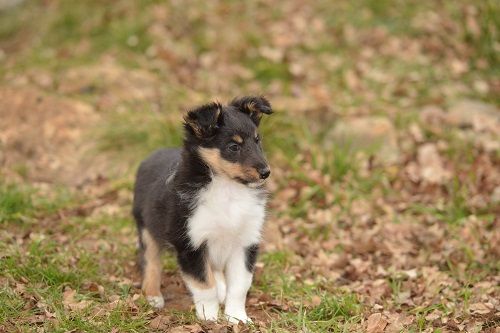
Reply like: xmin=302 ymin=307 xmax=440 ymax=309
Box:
xmin=133 ymin=96 xmax=272 ymax=284
xmin=184 ymin=102 xmax=223 ymax=139
xmin=245 ymin=244 xmax=259 ymax=272
xmin=133 ymin=147 xmax=211 ymax=282
xmin=230 ymin=96 xmax=272 ymax=126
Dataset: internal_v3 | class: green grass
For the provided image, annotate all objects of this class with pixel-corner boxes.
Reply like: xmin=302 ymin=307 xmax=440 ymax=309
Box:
xmin=0 ymin=182 xmax=34 ymax=223
xmin=96 ymin=108 xmax=183 ymax=160
xmin=274 ymin=294 xmax=361 ymax=332
xmin=406 ymin=177 xmax=485 ymax=226
xmin=0 ymin=0 xmax=157 ymax=73
xmin=1 ymin=240 xmax=93 ymax=288
xmin=0 ymin=180 xmax=76 ymax=225
xmin=0 ymin=287 xmax=25 ymax=326
xmin=0 ymin=213 xmax=152 ymax=332
xmin=247 ymin=58 xmax=292 ymax=85
xmin=257 ymin=251 xmax=362 ymax=332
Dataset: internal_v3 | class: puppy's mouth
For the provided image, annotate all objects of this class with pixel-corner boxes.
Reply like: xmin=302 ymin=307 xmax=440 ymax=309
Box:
xmin=235 ymin=177 xmax=266 ymax=188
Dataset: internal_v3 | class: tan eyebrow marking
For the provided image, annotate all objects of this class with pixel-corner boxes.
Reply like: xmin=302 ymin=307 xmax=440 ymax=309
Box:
xmin=232 ymin=135 xmax=243 ymax=144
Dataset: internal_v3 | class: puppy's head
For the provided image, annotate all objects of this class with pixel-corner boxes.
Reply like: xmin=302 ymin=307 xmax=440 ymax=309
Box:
xmin=184 ymin=96 xmax=272 ymax=186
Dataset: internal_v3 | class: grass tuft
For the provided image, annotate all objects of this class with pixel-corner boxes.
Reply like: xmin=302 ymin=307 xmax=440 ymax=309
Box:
xmin=0 ymin=182 xmax=34 ymax=223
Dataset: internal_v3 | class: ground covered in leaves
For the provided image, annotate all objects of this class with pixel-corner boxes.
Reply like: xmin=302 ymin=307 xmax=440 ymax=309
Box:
xmin=0 ymin=1 xmax=499 ymax=332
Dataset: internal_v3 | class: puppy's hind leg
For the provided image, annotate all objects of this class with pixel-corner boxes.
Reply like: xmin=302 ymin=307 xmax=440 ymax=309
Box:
xmin=141 ymin=229 xmax=164 ymax=309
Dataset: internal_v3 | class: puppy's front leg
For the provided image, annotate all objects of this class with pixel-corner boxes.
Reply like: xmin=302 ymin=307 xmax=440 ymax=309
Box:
xmin=224 ymin=245 xmax=258 ymax=323
xmin=179 ymin=249 xmax=219 ymax=321
xmin=214 ymin=270 xmax=226 ymax=304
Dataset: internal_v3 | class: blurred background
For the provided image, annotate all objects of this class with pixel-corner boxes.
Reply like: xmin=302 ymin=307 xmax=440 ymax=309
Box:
xmin=0 ymin=1 xmax=498 ymax=332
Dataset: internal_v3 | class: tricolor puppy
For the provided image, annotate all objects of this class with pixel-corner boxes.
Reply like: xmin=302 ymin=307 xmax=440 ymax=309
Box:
xmin=133 ymin=96 xmax=272 ymax=323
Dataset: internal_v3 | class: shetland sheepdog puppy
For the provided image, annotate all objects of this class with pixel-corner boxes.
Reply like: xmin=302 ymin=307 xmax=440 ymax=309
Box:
xmin=133 ymin=96 xmax=272 ymax=323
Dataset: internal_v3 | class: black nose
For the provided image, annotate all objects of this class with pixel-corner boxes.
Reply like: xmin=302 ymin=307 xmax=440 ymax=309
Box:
xmin=258 ymin=166 xmax=271 ymax=179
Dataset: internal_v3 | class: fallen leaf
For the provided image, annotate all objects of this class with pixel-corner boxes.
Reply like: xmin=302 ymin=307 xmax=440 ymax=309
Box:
xmin=168 ymin=326 xmax=191 ymax=333
xmin=417 ymin=143 xmax=451 ymax=184
xmin=149 ymin=315 xmax=171 ymax=330
xmin=469 ymin=303 xmax=492 ymax=315
xmin=366 ymin=313 xmax=388 ymax=333
xmin=62 ymin=287 xmax=91 ymax=311
xmin=310 ymin=295 xmax=322 ymax=307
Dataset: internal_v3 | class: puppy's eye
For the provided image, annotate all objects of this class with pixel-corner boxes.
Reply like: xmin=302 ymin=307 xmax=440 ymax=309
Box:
xmin=228 ymin=143 xmax=240 ymax=152
xmin=255 ymin=135 xmax=260 ymax=143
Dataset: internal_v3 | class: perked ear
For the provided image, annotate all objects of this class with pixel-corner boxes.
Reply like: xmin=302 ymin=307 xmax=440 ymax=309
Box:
xmin=184 ymin=102 xmax=223 ymax=139
xmin=230 ymin=96 xmax=273 ymax=126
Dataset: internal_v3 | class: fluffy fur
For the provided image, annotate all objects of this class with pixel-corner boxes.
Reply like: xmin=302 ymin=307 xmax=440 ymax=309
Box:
xmin=132 ymin=96 xmax=272 ymax=323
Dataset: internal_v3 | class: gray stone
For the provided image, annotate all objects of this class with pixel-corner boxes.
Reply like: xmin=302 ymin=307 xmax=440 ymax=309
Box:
xmin=325 ymin=116 xmax=399 ymax=164
xmin=0 ymin=0 xmax=25 ymax=11
xmin=446 ymin=100 xmax=499 ymax=133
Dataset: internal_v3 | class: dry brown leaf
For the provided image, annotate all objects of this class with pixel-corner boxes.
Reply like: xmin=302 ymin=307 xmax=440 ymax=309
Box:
xmin=425 ymin=310 xmax=441 ymax=321
xmin=366 ymin=313 xmax=388 ymax=333
xmin=149 ymin=315 xmax=171 ymax=330
xmin=168 ymin=325 xmax=203 ymax=333
xmin=62 ymin=287 xmax=91 ymax=311
xmin=469 ymin=303 xmax=492 ymax=315
xmin=184 ymin=324 xmax=203 ymax=333
xmin=417 ymin=143 xmax=451 ymax=184
xmin=310 ymin=295 xmax=322 ymax=307
xmin=385 ymin=313 xmax=413 ymax=333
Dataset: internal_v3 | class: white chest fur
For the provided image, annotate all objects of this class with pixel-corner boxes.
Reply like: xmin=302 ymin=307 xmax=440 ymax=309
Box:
xmin=187 ymin=175 xmax=266 ymax=270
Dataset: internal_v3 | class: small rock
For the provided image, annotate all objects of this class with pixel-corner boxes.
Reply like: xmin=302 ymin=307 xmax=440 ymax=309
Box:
xmin=446 ymin=99 xmax=499 ymax=133
xmin=0 ymin=0 xmax=25 ymax=10
xmin=325 ymin=116 xmax=399 ymax=164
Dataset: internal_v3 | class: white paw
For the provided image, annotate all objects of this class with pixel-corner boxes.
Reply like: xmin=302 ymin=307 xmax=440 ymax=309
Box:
xmin=147 ymin=295 xmax=165 ymax=309
xmin=224 ymin=312 xmax=252 ymax=324
xmin=195 ymin=300 xmax=219 ymax=321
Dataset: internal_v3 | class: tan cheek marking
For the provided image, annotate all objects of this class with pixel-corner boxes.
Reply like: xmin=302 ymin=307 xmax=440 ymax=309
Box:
xmin=199 ymin=147 xmax=248 ymax=180
xmin=141 ymin=229 xmax=162 ymax=297
xmin=198 ymin=148 xmax=225 ymax=174
xmin=224 ymin=163 xmax=247 ymax=179
xmin=182 ymin=261 xmax=215 ymax=290
xmin=243 ymin=167 xmax=261 ymax=181
xmin=232 ymin=135 xmax=243 ymax=144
